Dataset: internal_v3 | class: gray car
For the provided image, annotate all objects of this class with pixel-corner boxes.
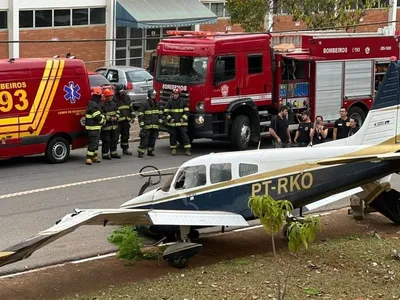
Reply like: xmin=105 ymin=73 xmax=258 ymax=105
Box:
xmin=95 ymin=66 xmax=153 ymax=107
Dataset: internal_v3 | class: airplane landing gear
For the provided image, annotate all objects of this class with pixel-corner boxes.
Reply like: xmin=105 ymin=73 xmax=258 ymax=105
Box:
xmin=161 ymin=226 xmax=203 ymax=269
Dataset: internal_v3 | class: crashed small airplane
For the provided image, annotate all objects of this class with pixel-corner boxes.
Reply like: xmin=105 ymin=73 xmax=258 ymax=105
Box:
xmin=2 ymin=58 xmax=400 ymax=269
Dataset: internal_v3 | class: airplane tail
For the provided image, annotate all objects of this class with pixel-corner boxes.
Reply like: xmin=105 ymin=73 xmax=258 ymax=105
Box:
xmin=325 ymin=57 xmax=400 ymax=147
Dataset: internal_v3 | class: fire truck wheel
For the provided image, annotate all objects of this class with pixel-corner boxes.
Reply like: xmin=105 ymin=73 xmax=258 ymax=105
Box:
xmin=348 ymin=106 xmax=366 ymax=127
xmin=45 ymin=137 xmax=70 ymax=164
xmin=231 ymin=115 xmax=251 ymax=150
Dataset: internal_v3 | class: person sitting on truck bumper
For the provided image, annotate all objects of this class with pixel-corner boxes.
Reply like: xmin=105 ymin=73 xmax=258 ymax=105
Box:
xmin=85 ymin=87 xmax=106 ymax=165
xmin=164 ymin=88 xmax=191 ymax=156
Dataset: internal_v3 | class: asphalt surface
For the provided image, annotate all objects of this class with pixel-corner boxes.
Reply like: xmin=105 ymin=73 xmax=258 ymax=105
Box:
xmin=1 ymin=137 xmax=400 ymax=276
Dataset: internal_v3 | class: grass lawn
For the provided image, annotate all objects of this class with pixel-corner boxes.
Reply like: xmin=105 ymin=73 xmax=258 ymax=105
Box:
xmin=64 ymin=233 xmax=400 ymax=300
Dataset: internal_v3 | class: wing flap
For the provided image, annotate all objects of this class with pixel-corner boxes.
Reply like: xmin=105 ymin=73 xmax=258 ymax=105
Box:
xmin=0 ymin=208 xmax=248 ymax=268
xmin=316 ymin=152 xmax=400 ymax=166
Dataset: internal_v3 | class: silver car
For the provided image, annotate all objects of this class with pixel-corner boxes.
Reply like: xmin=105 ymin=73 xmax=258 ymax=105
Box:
xmin=95 ymin=66 xmax=153 ymax=107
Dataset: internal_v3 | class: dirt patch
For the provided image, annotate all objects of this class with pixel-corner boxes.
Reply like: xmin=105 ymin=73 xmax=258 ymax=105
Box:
xmin=1 ymin=209 xmax=400 ymax=300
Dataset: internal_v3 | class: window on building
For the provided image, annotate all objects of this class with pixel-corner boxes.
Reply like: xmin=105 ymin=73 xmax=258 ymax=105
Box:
xmin=146 ymin=28 xmax=160 ymax=51
xmin=72 ymin=8 xmax=88 ymax=26
xmin=248 ymin=54 xmax=263 ymax=74
xmin=211 ymin=3 xmax=224 ymax=17
xmin=0 ymin=11 xmax=7 ymax=29
xmin=239 ymin=163 xmax=258 ymax=177
xmin=54 ymin=9 xmax=71 ymax=26
xmin=19 ymin=10 xmax=33 ymax=28
xmin=35 ymin=10 xmax=52 ymax=28
xmin=214 ymin=55 xmax=236 ymax=82
xmin=90 ymin=7 xmax=105 ymax=24
xmin=210 ymin=163 xmax=232 ymax=184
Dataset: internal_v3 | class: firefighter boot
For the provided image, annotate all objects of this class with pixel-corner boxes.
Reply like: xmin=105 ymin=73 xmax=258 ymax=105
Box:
xmin=123 ymin=149 xmax=132 ymax=155
xmin=85 ymin=158 xmax=92 ymax=165
xmin=185 ymin=149 xmax=191 ymax=156
xmin=147 ymin=151 xmax=155 ymax=157
xmin=171 ymin=149 xmax=177 ymax=156
xmin=92 ymin=155 xmax=101 ymax=163
xmin=111 ymin=151 xmax=121 ymax=159
xmin=138 ymin=151 xmax=144 ymax=158
xmin=102 ymin=154 xmax=111 ymax=160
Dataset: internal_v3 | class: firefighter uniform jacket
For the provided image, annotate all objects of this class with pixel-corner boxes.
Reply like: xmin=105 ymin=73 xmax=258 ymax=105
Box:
xmin=85 ymin=95 xmax=105 ymax=131
xmin=101 ymin=100 xmax=120 ymax=131
xmin=138 ymin=98 xmax=163 ymax=129
xmin=164 ymin=97 xmax=189 ymax=126
xmin=113 ymin=94 xmax=136 ymax=122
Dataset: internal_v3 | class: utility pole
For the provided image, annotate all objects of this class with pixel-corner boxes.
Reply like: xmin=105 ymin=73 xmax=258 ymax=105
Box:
xmin=388 ymin=0 xmax=397 ymax=34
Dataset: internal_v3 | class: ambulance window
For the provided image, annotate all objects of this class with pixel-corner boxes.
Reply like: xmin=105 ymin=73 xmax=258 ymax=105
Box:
xmin=210 ymin=163 xmax=232 ymax=184
xmin=239 ymin=163 xmax=258 ymax=177
xmin=174 ymin=165 xmax=207 ymax=190
xmin=248 ymin=54 xmax=263 ymax=74
xmin=214 ymin=56 xmax=236 ymax=82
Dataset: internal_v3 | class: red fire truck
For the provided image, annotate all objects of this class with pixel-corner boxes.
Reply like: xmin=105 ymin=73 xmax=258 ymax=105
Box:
xmin=148 ymin=30 xmax=400 ymax=150
xmin=0 ymin=58 xmax=92 ymax=163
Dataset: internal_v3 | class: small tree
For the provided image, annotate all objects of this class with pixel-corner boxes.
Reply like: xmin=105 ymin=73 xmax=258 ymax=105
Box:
xmin=248 ymin=195 xmax=321 ymax=299
xmin=225 ymin=0 xmax=270 ymax=32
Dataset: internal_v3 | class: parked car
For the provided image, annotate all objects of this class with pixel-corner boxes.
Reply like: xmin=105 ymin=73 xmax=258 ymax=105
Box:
xmin=95 ymin=66 xmax=153 ymax=107
xmin=88 ymin=71 xmax=114 ymax=92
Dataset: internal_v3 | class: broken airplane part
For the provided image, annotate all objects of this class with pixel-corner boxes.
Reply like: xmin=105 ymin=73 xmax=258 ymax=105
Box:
xmin=3 ymin=57 xmax=400 ymax=269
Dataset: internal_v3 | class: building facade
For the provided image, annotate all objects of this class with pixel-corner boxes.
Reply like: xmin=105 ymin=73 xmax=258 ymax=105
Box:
xmin=0 ymin=0 xmax=217 ymax=70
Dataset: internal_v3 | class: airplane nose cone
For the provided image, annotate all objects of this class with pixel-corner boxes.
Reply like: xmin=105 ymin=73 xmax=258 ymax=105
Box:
xmin=120 ymin=190 xmax=156 ymax=208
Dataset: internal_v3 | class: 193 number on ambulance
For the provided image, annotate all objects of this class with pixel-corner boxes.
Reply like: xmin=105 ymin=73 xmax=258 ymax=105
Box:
xmin=0 ymin=90 xmax=29 ymax=113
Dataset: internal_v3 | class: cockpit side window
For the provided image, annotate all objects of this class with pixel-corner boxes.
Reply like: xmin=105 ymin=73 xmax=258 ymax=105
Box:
xmin=239 ymin=163 xmax=258 ymax=177
xmin=174 ymin=165 xmax=207 ymax=190
xmin=210 ymin=163 xmax=232 ymax=184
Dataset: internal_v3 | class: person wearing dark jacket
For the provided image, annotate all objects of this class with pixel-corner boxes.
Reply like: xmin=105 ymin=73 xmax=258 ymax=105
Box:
xmin=137 ymin=88 xmax=163 ymax=158
xmin=101 ymin=88 xmax=121 ymax=159
xmin=113 ymin=83 xmax=136 ymax=155
xmin=85 ymin=87 xmax=106 ymax=165
xmin=164 ymin=88 xmax=191 ymax=156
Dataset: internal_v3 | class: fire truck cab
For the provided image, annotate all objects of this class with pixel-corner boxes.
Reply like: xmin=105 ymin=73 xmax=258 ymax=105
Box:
xmin=150 ymin=30 xmax=399 ymax=150
xmin=0 ymin=58 xmax=92 ymax=163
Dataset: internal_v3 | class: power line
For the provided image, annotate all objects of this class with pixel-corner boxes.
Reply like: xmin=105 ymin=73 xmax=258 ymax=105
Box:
xmin=0 ymin=19 xmax=398 ymax=44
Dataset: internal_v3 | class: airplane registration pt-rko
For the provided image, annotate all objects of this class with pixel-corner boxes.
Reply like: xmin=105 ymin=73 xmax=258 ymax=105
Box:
xmin=3 ymin=58 xmax=400 ymax=269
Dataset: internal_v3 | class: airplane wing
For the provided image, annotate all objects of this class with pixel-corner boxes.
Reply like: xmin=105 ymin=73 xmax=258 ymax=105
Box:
xmin=0 ymin=208 xmax=248 ymax=268
xmin=316 ymin=152 xmax=400 ymax=166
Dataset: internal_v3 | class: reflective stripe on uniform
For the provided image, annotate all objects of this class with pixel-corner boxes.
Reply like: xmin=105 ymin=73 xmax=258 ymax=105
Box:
xmin=85 ymin=125 xmax=102 ymax=130
xmin=164 ymin=108 xmax=184 ymax=113
xmin=118 ymin=105 xmax=130 ymax=110
xmin=143 ymin=124 xmax=159 ymax=129
xmin=167 ymin=122 xmax=188 ymax=126
xmin=87 ymin=151 xmax=95 ymax=156
xmin=144 ymin=110 xmax=160 ymax=114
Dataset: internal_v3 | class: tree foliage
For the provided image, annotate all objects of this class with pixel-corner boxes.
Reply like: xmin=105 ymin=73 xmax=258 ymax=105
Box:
xmin=226 ymin=0 xmax=387 ymax=33
xmin=225 ymin=0 xmax=269 ymax=32
xmin=284 ymin=0 xmax=386 ymax=31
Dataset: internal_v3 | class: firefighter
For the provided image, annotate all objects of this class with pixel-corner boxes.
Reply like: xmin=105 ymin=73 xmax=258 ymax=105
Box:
xmin=137 ymin=88 xmax=163 ymax=158
xmin=114 ymin=83 xmax=136 ymax=155
xmin=164 ymin=88 xmax=191 ymax=156
xmin=101 ymin=88 xmax=121 ymax=159
xmin=85 ymin=87 xmax=106 ymax=165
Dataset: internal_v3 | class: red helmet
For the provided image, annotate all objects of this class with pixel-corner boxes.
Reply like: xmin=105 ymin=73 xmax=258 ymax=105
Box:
xmin=103 ymin=88 xmax=114 ymax=97
xmin=91 ymin=87 xmax=102 ymax=96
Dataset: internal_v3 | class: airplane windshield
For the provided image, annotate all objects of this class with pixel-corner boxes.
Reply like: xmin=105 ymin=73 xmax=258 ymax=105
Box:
xmin=174 ymin=165 xmax=207 ymax=190
xmin=161 ymin=170 xmax=177 ymax=192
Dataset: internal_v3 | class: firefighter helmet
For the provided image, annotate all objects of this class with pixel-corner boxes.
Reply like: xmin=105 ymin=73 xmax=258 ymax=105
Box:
xmin=103 ymin=88 xmax=114 ymax=97
xmin=115 ymin=83 xmax=125 ymax=92
xmin=147 ymin=88 xmax=157 ymax=98
xmin=91 ymin=87 xmax=102 ymax=96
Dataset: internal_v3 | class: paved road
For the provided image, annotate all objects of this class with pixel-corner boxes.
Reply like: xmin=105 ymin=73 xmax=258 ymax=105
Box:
xmin=1 ymin=137 xmax=400 ymax=276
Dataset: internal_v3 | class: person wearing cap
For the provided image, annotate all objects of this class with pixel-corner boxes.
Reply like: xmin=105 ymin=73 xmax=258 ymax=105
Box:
xmin=100 ymin=88 xmax=121 ymax=160
xmin=137 ymin=88 xmax=163 ymax=158
xmin=113 ymin=83 xmax=136 ymax=155
xmin=85 ymin=87 xmax=106 ymax=165
xmin=294 ymin=110 xmax=313 ymax=147
xmin=164 ymin=88 xmax=191 ymax=156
